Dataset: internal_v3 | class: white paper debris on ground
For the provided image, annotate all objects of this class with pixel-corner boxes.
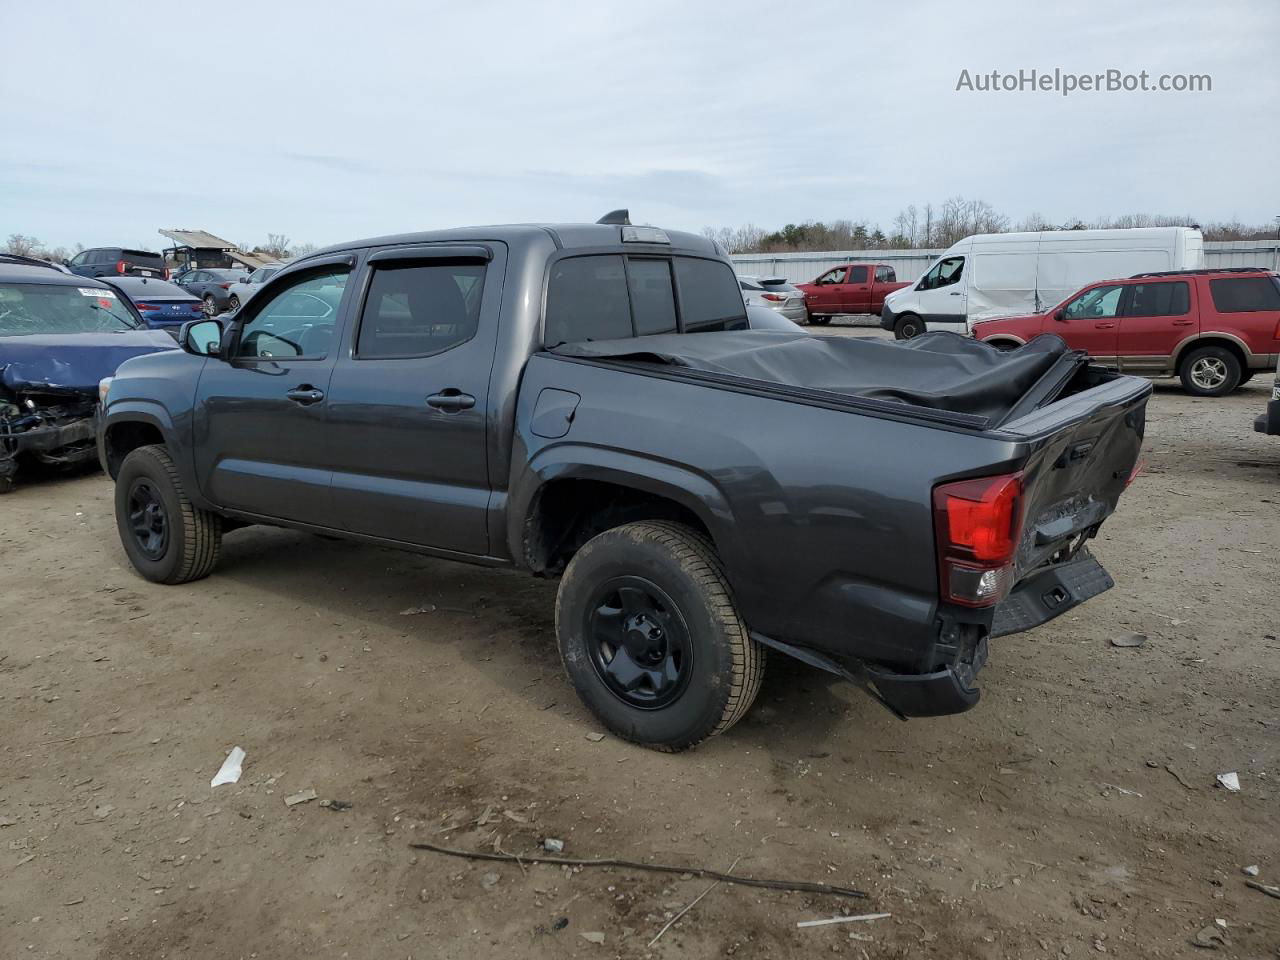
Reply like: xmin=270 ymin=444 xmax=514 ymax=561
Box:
xmin=210 ymin=746 xmax=246 ymax=788
xmin=797 ymin=912 xmax=892 ymax=929
xmin=285 ymin=788 xmax=318 ymax=807
xmin=1216 ymin=772 xmax=1241 ymax=792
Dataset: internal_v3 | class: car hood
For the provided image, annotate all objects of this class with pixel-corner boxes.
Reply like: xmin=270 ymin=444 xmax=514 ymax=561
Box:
xmin=0 ymin=330 xmax=178 ymax=395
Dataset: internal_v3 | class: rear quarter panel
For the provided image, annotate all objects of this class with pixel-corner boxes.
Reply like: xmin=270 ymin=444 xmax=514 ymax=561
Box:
xmin=511 ymin=354 xmax=1030 ymax=672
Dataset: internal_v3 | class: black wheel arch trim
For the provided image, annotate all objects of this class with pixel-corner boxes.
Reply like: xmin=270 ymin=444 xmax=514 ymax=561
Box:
xmin=98 ymin=404 xmax=213 ymax=511
xmin=509 ymin=449 xmax=741 ymax=578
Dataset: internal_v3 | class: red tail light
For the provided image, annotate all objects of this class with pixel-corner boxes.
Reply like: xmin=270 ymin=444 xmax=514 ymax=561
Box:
xmin=135 ymin=302 xmax=160 ymax=311
xmin=163 ymin=268 xmax=171 ymax=280
xmin=761 ymin=293 xmax=786 ymax=302
xmin=116 ymin=260 xmax=128 ymax=274
xmin=1273 ymin=318 xmax=1280 ymax=338
xmin=219 ymin=282 xmax=232 ymax=290
xmin=933 ymin=472 xmax=1024 ymax=607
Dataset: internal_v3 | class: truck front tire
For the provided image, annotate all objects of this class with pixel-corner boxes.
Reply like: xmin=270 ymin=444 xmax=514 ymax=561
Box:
xmin=555 ymin=521 xmax=764 ymax=751
xmin=115 ymin=444 xmax=222 ymax=584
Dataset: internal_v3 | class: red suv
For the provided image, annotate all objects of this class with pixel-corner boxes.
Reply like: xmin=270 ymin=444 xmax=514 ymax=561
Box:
xmin=972 ymin=269 xmax=1280 ymax=396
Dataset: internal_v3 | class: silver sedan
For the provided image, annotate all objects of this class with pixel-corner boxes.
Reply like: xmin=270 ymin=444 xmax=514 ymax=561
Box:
xmin=738 ymin=275 xmax=809 ymax=324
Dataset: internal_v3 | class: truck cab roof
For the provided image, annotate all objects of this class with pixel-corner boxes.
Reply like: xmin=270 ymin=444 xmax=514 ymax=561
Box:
xmin=306 ymin=221 xmax=720 ymax=260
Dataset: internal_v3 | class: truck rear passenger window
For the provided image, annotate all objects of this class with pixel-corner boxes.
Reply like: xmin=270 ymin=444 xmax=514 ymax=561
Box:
xmin=627 ymin=258 xmax=677 ymax=335
xmin=1209 ymin=276 xmax=1280 ymax=313
xmin=674 ymin=257 xmax=748 ymax=332
xmin=545 ymin=255 xmax=633 ymax=346
xmin=876 ymin=266 xmax=896 ymax=283
xmin=356 ymin=262 xmax=485 ymax=359
xmin=1126 ymin=281 xmax=1189 ymax=317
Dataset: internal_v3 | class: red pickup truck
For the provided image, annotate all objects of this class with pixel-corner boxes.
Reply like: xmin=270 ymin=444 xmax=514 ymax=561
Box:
xmin=797 ymin=263 xmax=910 ymax=324
xmin=972 ymin=268 xmax=1280 ymax=397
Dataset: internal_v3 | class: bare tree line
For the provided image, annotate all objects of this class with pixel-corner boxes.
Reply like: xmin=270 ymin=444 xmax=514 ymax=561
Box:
xmin=5 ymin=233 xmax=319 ymax=263
xmin=705 ymin=199 xmax=1280 ymax=254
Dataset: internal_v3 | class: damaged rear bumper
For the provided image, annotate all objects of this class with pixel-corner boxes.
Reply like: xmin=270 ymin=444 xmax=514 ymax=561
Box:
xmin=872 ymin=551 xmax=1114 ymax=717
xmin=760 ymin=551 xmax=1114 ymax=719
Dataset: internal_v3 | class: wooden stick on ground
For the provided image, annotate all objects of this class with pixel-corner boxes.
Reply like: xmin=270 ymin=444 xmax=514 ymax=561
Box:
xmin=408 ymin=840 xmax=867 ymax=899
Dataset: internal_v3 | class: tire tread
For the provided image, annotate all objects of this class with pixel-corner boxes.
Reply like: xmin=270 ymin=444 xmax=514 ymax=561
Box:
xmin=558 ymin=520 xmax=763 ymax=751
xmin=126 ymin=445 xmax=222 ymax=583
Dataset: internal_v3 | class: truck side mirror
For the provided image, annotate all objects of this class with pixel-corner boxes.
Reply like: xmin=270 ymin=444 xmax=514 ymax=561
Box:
xmin=179 ymin=318 xmax=223 ymax=357
xmin=1053 ymin=309 xmax=1066 ymax=323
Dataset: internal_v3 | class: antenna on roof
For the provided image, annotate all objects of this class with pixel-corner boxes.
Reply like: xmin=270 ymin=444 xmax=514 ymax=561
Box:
xmin=597 ymin=209 xmax=631 ymax=225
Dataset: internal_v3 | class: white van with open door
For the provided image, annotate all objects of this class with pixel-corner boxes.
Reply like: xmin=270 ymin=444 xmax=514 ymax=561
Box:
xmin=879 ymin=227 xmax=1204 ymax=339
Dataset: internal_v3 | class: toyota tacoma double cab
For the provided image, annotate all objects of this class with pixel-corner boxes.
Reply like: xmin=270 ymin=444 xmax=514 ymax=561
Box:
xmin=98 ymin=212 xmax=1151 ymax=751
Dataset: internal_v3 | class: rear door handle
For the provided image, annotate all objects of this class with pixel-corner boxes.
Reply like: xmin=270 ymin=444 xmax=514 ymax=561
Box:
xmin=949 ymin=291 xmax=962 ymax=296
xmin=285 ymin=386 xmax=325 ymax=405
xmin=426 ymin=390 xmax=476 ymax=412
xmin=1095 ymin=321 xmax=1116 ymax=329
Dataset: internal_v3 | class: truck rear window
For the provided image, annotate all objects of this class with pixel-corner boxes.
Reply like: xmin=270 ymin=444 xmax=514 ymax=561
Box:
xmin=673 ymin=257 xmax=748 ymax=333
xmin=1209 ymin=276 xmax=1280 ymax=313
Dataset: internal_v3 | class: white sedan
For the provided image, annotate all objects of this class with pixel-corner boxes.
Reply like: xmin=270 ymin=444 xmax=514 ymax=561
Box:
xmin=225 ymin=263 xmax=284 ymax=313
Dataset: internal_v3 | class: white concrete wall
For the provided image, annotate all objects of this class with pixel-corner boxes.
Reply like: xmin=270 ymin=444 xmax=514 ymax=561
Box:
xmin=732 ymin=240 xmax=1280 ymax=284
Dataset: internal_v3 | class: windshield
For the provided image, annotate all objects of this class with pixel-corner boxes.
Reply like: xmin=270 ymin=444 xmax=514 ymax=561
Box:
xmin=0 ymin=283 xmax=143 ymax=336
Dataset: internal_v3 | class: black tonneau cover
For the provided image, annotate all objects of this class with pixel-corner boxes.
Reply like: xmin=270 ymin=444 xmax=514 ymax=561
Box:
xmin=553 ymin=331 xmax=1083 ymax=424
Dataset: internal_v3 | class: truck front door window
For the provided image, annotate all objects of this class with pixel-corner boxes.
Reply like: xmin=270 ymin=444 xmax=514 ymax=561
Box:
xmin=236 ymin=269 xmax=349 ymax=360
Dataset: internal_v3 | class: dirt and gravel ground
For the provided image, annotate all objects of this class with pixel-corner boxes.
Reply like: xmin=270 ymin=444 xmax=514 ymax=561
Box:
xmin=2 ymin=323 xmax=1278 ymax=959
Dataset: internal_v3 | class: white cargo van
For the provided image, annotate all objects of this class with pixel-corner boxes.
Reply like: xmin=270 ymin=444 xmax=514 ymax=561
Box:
xmin=879 ymin=227 xmax=1204 ymax=339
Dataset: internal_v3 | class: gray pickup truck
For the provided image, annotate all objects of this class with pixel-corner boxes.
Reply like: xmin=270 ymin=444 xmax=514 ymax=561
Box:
xmin=98 ymin=213 xmax=1151 ymax=751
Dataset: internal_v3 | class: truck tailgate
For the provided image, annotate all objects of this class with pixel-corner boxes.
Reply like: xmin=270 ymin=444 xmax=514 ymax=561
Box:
xmin=1001 ymin=373 xmax=1151 ymax=587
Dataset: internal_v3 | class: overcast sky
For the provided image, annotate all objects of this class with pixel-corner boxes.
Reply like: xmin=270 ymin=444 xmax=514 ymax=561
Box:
xmin=3 ymin=0 xmax=1276 ymax=251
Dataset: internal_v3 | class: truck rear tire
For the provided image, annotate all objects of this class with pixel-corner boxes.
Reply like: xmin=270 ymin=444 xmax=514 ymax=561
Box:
xmin=115 ymin=444 xmax=222 ymax=584
xmin=555 ymin=520 xmax=764 ymax=752
xmin=810 ymin=315 xmax=832 ymax=325
xmin=894 ymin=314 xmax=924 ymax=340
xmin=1179 ymin=345 xmax=1240 ymax=397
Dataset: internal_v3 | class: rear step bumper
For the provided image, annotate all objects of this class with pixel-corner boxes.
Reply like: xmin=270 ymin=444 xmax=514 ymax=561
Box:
xmin=990 ymin=550 xmax=1113 ymax=639
xmin=868 ymin=551 xmax=1114 ymax=717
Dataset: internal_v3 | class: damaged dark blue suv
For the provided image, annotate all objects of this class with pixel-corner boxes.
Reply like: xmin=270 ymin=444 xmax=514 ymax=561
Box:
xmin=0 ymin=256 xmax=176 ymax=493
